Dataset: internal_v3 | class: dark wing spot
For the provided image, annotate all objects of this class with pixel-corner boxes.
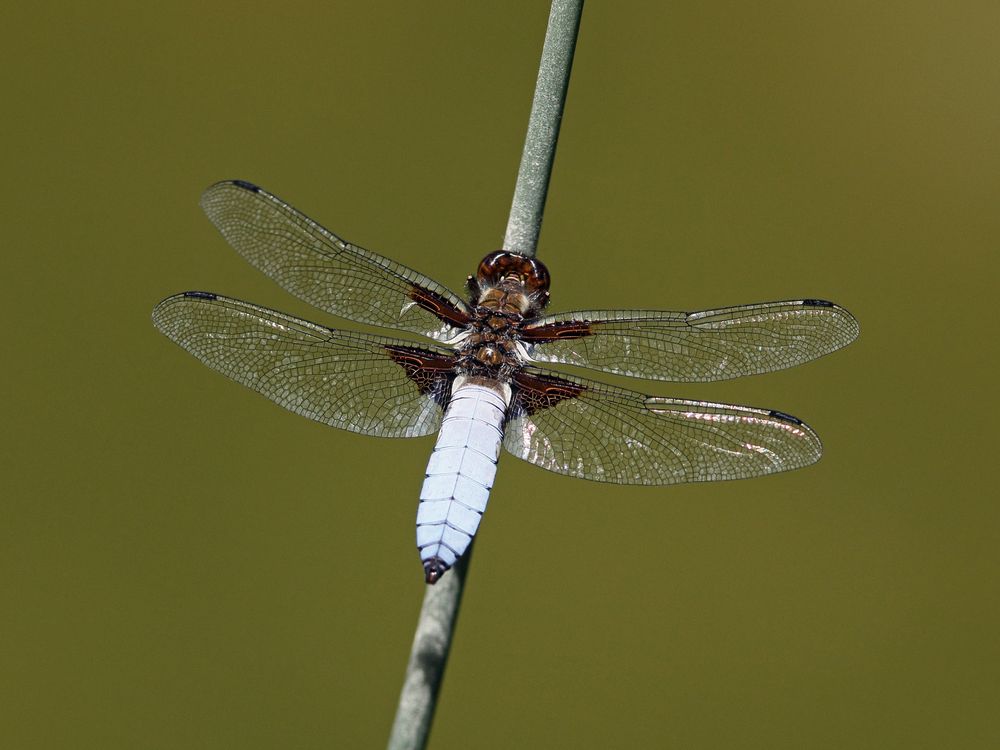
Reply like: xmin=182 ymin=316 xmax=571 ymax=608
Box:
xmin=182 ymin=291 xmax=218 ymax=300
xmin=231 ymin=180 xmax=261 ymax=193
xmin=801 ymin=299 xmax=835 ymax=308
xmin=769 ymin=409 xmax=803 ymax=425
xmin=511 ymin=370 xmax=586 ymax=416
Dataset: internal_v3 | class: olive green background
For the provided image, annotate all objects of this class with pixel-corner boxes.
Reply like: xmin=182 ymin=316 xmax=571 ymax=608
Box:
xmin=2 ymin=2 xmax=996 ymax=747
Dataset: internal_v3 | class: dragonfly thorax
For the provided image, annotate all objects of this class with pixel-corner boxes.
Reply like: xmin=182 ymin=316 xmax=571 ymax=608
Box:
xmin=453 ymin=305 xmax=528 ymax=377
xmin=477 ymin=286 xmax=531 ymax=316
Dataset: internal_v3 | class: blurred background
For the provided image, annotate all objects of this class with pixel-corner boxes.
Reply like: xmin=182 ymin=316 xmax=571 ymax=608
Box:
xmin=2 ymin=2 xmax=997 ymax=747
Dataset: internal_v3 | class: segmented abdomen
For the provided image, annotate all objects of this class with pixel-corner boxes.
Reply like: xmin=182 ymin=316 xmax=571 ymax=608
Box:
xmin=417 ymin=377 xmax=510 ymax=583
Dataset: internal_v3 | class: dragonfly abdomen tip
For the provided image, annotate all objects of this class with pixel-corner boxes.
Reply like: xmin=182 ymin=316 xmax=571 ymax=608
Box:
xmin=424 ymin=558 xmax=449 ymax=584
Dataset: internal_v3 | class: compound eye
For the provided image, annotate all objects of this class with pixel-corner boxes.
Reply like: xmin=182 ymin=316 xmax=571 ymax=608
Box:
xmin=476 ymin=251 xmax=550 ymax=294
xmin=476 ymin=251 xmax=507 ymax=282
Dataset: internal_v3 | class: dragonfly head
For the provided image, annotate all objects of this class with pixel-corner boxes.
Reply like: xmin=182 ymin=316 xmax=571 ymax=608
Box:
xmin=474 ymin=251 xmax=551 ymax=316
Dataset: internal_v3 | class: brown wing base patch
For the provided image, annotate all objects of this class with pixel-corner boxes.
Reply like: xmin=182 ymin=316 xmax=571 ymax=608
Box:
xmin=511 ymin=370 xmax=586 ymax=416
xmin=385 ymin=345 xmax=456 ymax=400
xmin=520 ymin=320 xmax=592 ymax=342
xmin=409 ymin=285 xmax=471 ymax=328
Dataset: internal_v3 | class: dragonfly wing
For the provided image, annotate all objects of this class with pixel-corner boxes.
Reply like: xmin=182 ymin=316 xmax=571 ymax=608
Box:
xmin=201 ymin=180 xmax=471 ymax=341
xmin=503 ymin=366 xmax=822 ymax=485
xmin=152 ymin=292 xmax=456 ymax=437
xmin=522 ymin=300 xmax=858 ymax=382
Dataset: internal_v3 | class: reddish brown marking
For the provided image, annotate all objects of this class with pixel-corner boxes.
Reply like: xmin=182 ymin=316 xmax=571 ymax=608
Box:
xmin=512 ymin=370 xmax=586 ymax=416
xmin=408 ymin=285 xmax=471 ymax=328
xmin=384 ymin=345 xmax=456 ymax=397
xmin=519 ymin=320 xmax=593 ymax=342
xmin=474 ymin=346 xmax=504 ymax=367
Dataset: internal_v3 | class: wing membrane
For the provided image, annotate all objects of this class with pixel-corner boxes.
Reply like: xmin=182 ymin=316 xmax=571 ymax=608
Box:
xmin=523 ymin=300 xmax=859 ymax=382
xmin=200 ymin=180 xmax=471 ymax=341
xmin=152 ymin=292 xmax=455 ymax=437
xmin=503 ymin=367 xmax=822 ymax=485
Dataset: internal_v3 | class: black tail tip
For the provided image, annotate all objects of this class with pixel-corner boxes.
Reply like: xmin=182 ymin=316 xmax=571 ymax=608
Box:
xmin=423 ymin=558 xmax=450 ymax=584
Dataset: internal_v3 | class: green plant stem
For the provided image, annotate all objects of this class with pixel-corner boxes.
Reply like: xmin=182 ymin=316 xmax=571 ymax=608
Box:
xmin=504 ymin=0 xmax=584 ymax=259
xmin=386 ymin=551 xmax=472 ymax=750
xmin=387 ymin=2 xmax=583 ymax=749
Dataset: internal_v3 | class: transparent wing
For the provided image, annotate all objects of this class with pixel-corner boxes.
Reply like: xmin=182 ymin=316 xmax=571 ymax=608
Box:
xmin=522 ymin=300 xmax=859 ymax=382
xmin=200 ymin=180 xmax=471 ymax=341
xmin=503 ymin=367 xmax=822 ymax=485
xmin=152 ymin=292 xmax=456 ymax=438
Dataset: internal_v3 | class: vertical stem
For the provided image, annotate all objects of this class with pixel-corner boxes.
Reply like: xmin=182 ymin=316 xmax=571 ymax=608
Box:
xmin=386 ymin=551 xmax=472 ymax=750
xmin=504 ymin=0 xmax=584 ymax=258
xmin=387 ymin=3 xmax=584 ymax=749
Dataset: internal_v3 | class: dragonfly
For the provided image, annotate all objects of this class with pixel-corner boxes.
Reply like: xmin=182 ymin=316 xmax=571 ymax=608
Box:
xmin=153 ymin=180 xmax=859 ymax=583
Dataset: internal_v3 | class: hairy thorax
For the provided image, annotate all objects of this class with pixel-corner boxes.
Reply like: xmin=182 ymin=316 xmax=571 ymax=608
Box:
xmin=453 ymin=251 xmax=552 ymax=378
xmin=456 ymin=294 xmax=528 ymax=376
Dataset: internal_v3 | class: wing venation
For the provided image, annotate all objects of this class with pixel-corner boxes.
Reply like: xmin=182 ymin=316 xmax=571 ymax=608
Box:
xmin=524 ymin=300 xmax=859 ymax=382
xmin=200 ymin=180 xmax=471 ymax=340
xmin=503 ymin=366 xmax=822 ymax=485
xmin=152 ymin=292 xmax=455 ymax=437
